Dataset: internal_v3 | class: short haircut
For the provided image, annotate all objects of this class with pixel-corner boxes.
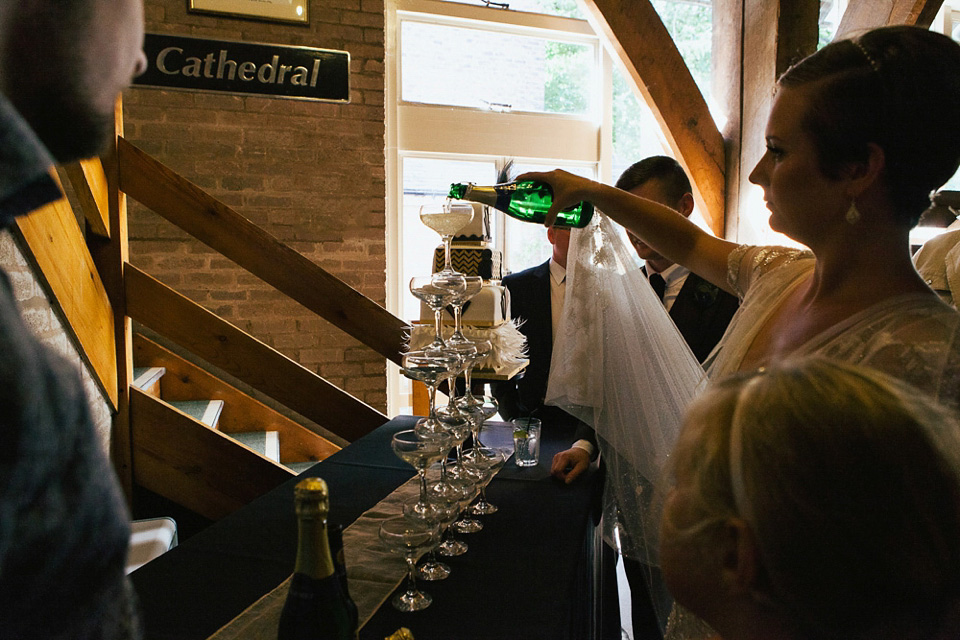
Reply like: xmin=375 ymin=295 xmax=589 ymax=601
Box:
xmin=615 ymin=156 xmax=692 ymax=204
xmin=778 ymin=26 xmax=960 ymax=226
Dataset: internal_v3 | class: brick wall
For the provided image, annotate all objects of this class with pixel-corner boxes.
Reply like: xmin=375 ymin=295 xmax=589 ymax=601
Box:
xmin=0 ymin=231 xmax=113 ymax=454
xmin=123 ymin=0 xmax=388 ymax=415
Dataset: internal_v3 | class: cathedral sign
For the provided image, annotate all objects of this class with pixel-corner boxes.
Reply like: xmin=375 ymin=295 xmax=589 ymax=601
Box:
xmin=134 ymin=34 xmax=350 ymax=103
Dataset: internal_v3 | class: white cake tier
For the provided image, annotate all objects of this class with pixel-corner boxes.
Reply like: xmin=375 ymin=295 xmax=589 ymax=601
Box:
xmin=418 ymin=283 xmax=510 ymax=327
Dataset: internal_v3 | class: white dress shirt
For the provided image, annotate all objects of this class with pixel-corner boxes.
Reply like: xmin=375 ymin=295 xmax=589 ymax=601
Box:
xmin=648 ymin=262 xmax=690 ymax=312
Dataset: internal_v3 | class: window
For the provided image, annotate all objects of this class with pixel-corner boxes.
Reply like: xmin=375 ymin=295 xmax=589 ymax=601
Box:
xmin=401 ymin=21 xmax=596 ymax=115
xmin=386 ymin=0 xmax=713 ymax=414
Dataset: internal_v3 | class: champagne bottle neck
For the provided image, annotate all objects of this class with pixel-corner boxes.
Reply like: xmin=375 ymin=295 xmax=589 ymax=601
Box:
xmin=294 ymin=514 xmax=336 ymax=580
xmin=458 ymin=183 xmax=500 ymax=208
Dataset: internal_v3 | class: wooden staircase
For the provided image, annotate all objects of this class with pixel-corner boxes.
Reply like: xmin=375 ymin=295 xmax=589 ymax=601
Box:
xmin=129 ymin=334 xmax=340 ymax=520
xmin=12 ymin=99 xmax=407 ymax=534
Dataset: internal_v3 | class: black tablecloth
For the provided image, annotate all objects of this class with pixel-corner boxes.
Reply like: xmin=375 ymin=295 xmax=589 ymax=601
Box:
xmin=130 ymin=416 xmax=603 ymax=640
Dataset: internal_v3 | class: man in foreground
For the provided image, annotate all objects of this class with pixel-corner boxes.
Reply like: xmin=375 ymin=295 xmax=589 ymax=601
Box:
xmin=0 ymin=0 xmax=147 ymax=635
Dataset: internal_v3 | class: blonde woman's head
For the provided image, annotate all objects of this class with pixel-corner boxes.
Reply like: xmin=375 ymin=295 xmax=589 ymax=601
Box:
xmin=661 ymin=357 xmax=960 ymax=640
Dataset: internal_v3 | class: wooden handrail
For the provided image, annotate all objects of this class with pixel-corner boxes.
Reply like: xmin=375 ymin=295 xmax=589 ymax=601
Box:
xmin=125 ymin=265 xmax=387 ymax=442
xmin=117 ymin=137 xmax=407 ymax=365
xmin=13 ymin=173 xmax=118 ymax=409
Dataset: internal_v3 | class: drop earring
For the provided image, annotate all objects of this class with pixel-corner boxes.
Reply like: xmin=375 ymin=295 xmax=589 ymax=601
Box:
xmin=845 ymin=201 xmax=861 ymax=225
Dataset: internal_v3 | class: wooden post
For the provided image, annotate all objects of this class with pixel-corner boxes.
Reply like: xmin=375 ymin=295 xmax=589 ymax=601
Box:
xmin=88 ymin=95 xmax=136 ymax=504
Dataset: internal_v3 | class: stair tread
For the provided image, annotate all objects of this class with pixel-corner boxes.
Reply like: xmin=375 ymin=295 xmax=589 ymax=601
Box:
xmin=169 ymin=399 xmax=224 ymax=428
xmin=132 ymin=366 xmax=166 ymax=391
xmin=230 ymin=430 xmax=280 ymax=462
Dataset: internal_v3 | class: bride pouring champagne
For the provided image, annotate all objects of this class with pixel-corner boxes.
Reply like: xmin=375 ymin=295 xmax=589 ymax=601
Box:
xmin=529 ymin=25 xmax=960 ymax=640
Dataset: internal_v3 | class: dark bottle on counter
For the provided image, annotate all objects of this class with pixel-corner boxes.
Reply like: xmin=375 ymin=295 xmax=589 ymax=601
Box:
xmin=328 ymin=523 xmax=359 ymax=634
xmin=278 ymin=477 xmax=358 ymax=640
xmin=448 ymin=180 xmax=594 ymax=228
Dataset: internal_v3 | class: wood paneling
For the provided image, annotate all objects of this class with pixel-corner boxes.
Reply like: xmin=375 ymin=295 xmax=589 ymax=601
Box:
xmin=125 ymin=265 xmax=388 ymax=442
xmin=117 ymin=137 xmax=407 ymax=365
xmin=131 ymin=388 xmax=294 ymax=521
xmin=581 ymin=0 xmax=726 ymax=236
xmin=133 ymin=334 xmax=342 ymax=464
xmin=13 ymin=175 xmax=118 ymax=409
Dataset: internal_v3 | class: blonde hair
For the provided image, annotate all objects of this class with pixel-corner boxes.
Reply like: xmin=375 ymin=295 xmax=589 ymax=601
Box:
xmin=665 ymin=357 xmax=960 ymax=640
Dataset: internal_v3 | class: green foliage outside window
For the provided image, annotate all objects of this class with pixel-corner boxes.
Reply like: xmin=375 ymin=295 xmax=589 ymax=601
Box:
xmin=544 ymin=41 xmax=592 ymax=114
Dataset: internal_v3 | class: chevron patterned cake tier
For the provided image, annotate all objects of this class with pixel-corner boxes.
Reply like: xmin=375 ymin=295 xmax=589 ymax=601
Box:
xmin=432 ymin=245 xmax=503 ymax=281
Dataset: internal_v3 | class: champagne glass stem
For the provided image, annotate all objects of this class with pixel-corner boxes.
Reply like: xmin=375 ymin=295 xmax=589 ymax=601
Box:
xmin=443 ymin=234 xmax=453 ymax=272
xmin=452 ymin=305 xmax=465 ymax=341
xmin=462 ymin=365 xmax=475 ymax=403
xmin=426 ymin=382 xmax=438 ymax=421
xmin=405 ymin=556 xmax=420 ymax=595
xmin=432 ymin=308 xmax=444 ymax=348
xmin=419 ymin=468 xmax=430 ymax=503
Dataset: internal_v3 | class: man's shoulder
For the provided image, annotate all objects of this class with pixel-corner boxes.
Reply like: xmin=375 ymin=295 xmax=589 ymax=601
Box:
xmin=502 ymin=260 xmax=550 ymax=286
xmin=681 ymin=271 xmax=738 ymax=305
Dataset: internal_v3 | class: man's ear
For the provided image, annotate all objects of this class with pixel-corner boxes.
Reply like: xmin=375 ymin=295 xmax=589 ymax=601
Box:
xmin=677 ymin=193 xmax=696 ymax=218
xmin=720 ymin=517 xmax=761 ymax=594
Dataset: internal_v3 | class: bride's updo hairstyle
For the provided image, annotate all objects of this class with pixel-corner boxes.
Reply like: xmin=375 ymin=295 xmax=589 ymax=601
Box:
xmin=665 ymin=357 xmax=960 ymax=640
xmin=777 ymin=26 xmax=960 ymax=227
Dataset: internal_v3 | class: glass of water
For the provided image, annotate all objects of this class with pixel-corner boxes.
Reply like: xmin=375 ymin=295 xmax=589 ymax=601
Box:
xmin=512 ymin=418 xmax=541 ymax=467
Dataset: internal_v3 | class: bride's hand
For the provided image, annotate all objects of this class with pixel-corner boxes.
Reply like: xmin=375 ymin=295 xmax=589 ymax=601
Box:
xmin=516 ymin=169 xmax=594 ymax=227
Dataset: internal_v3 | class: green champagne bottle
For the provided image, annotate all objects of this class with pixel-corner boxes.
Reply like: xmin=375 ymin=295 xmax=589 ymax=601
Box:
xmin=447 ymin=180 xmax=594 ymax=228
xmin=278 ymin=478 xmax=357 ymax=640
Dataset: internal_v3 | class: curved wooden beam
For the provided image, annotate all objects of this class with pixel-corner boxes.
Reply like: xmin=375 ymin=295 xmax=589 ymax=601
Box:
xmin=581 ymin=0 xmax=726 ymax=236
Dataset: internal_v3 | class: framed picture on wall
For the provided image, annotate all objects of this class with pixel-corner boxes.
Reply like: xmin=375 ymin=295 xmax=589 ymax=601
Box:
xmin=188 ymin=0 xmax=308 ymax=24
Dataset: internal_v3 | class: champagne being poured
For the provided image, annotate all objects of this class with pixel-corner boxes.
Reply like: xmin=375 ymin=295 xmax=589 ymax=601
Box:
xmin=448 ymin=180 xmax=594 ymax=228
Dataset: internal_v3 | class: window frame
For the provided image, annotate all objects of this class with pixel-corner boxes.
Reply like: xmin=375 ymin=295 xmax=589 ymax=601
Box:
xmin=385 ymin=0 xmax=614 ymax=414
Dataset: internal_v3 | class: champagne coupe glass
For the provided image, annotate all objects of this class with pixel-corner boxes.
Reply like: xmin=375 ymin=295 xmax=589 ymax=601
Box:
xmin=428 ymin=407 xmax=472 ymax=500
xmin=434 ymin=342 xmax=476 ymax=486
xmin=419 ymin=202 xmax=474 ymax=276
xmin=439 ymin=478 xmax=477 ymax=555
xmin=462 ymin=394 xmax=499 ymax=453
xmin=403 ymin=496 xmax=457 ymax=580
xmin=402 ymin=350 xmax=459 ymax=437
xmin=392 ymin=429 xmax=451 ymax=521
xmin=450 ymin=475 xmax=484 ymax=535
xmin=379 ymin=516 xmax=439 ymax=611
xmin=465 ymin=446 xmax=506 ymax=516
xmin=456 ymin=339 xmax=492 ymax=411
xmin=410 ymin=274 xmax=467 ymax=354
xmin=446 ymin=276 xmax=483 ymax=347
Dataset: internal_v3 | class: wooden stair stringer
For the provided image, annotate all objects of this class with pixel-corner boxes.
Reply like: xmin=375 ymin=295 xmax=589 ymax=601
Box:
xmin=133 ymin=333 xmax=341 ymax=466
xmin=130 ymin=388 xmax=294 ymax=521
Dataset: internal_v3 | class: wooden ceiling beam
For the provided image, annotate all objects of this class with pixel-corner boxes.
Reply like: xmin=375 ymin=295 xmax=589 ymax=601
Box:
xmin=581 ymin=0 xmax=727 ymax=236
xmin=836 ymin=0 xmax=946 ymax=39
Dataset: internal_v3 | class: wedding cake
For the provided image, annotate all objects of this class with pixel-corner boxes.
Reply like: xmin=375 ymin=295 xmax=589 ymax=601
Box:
xmin=412 ymin=203 xmax=525 ymax=377
xmin=419 ymin=203 xmax=510 ymax=328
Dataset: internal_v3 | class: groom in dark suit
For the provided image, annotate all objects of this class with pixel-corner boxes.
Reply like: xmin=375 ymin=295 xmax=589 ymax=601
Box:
xmin=551 ymin=156 xmax=739 ymax=640
xmin=494 ymin=225 xmax=582 ymax=438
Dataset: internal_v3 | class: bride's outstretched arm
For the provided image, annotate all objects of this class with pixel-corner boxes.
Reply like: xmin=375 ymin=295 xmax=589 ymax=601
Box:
xmin=518 ymin=169 xmax=740 ymax=293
